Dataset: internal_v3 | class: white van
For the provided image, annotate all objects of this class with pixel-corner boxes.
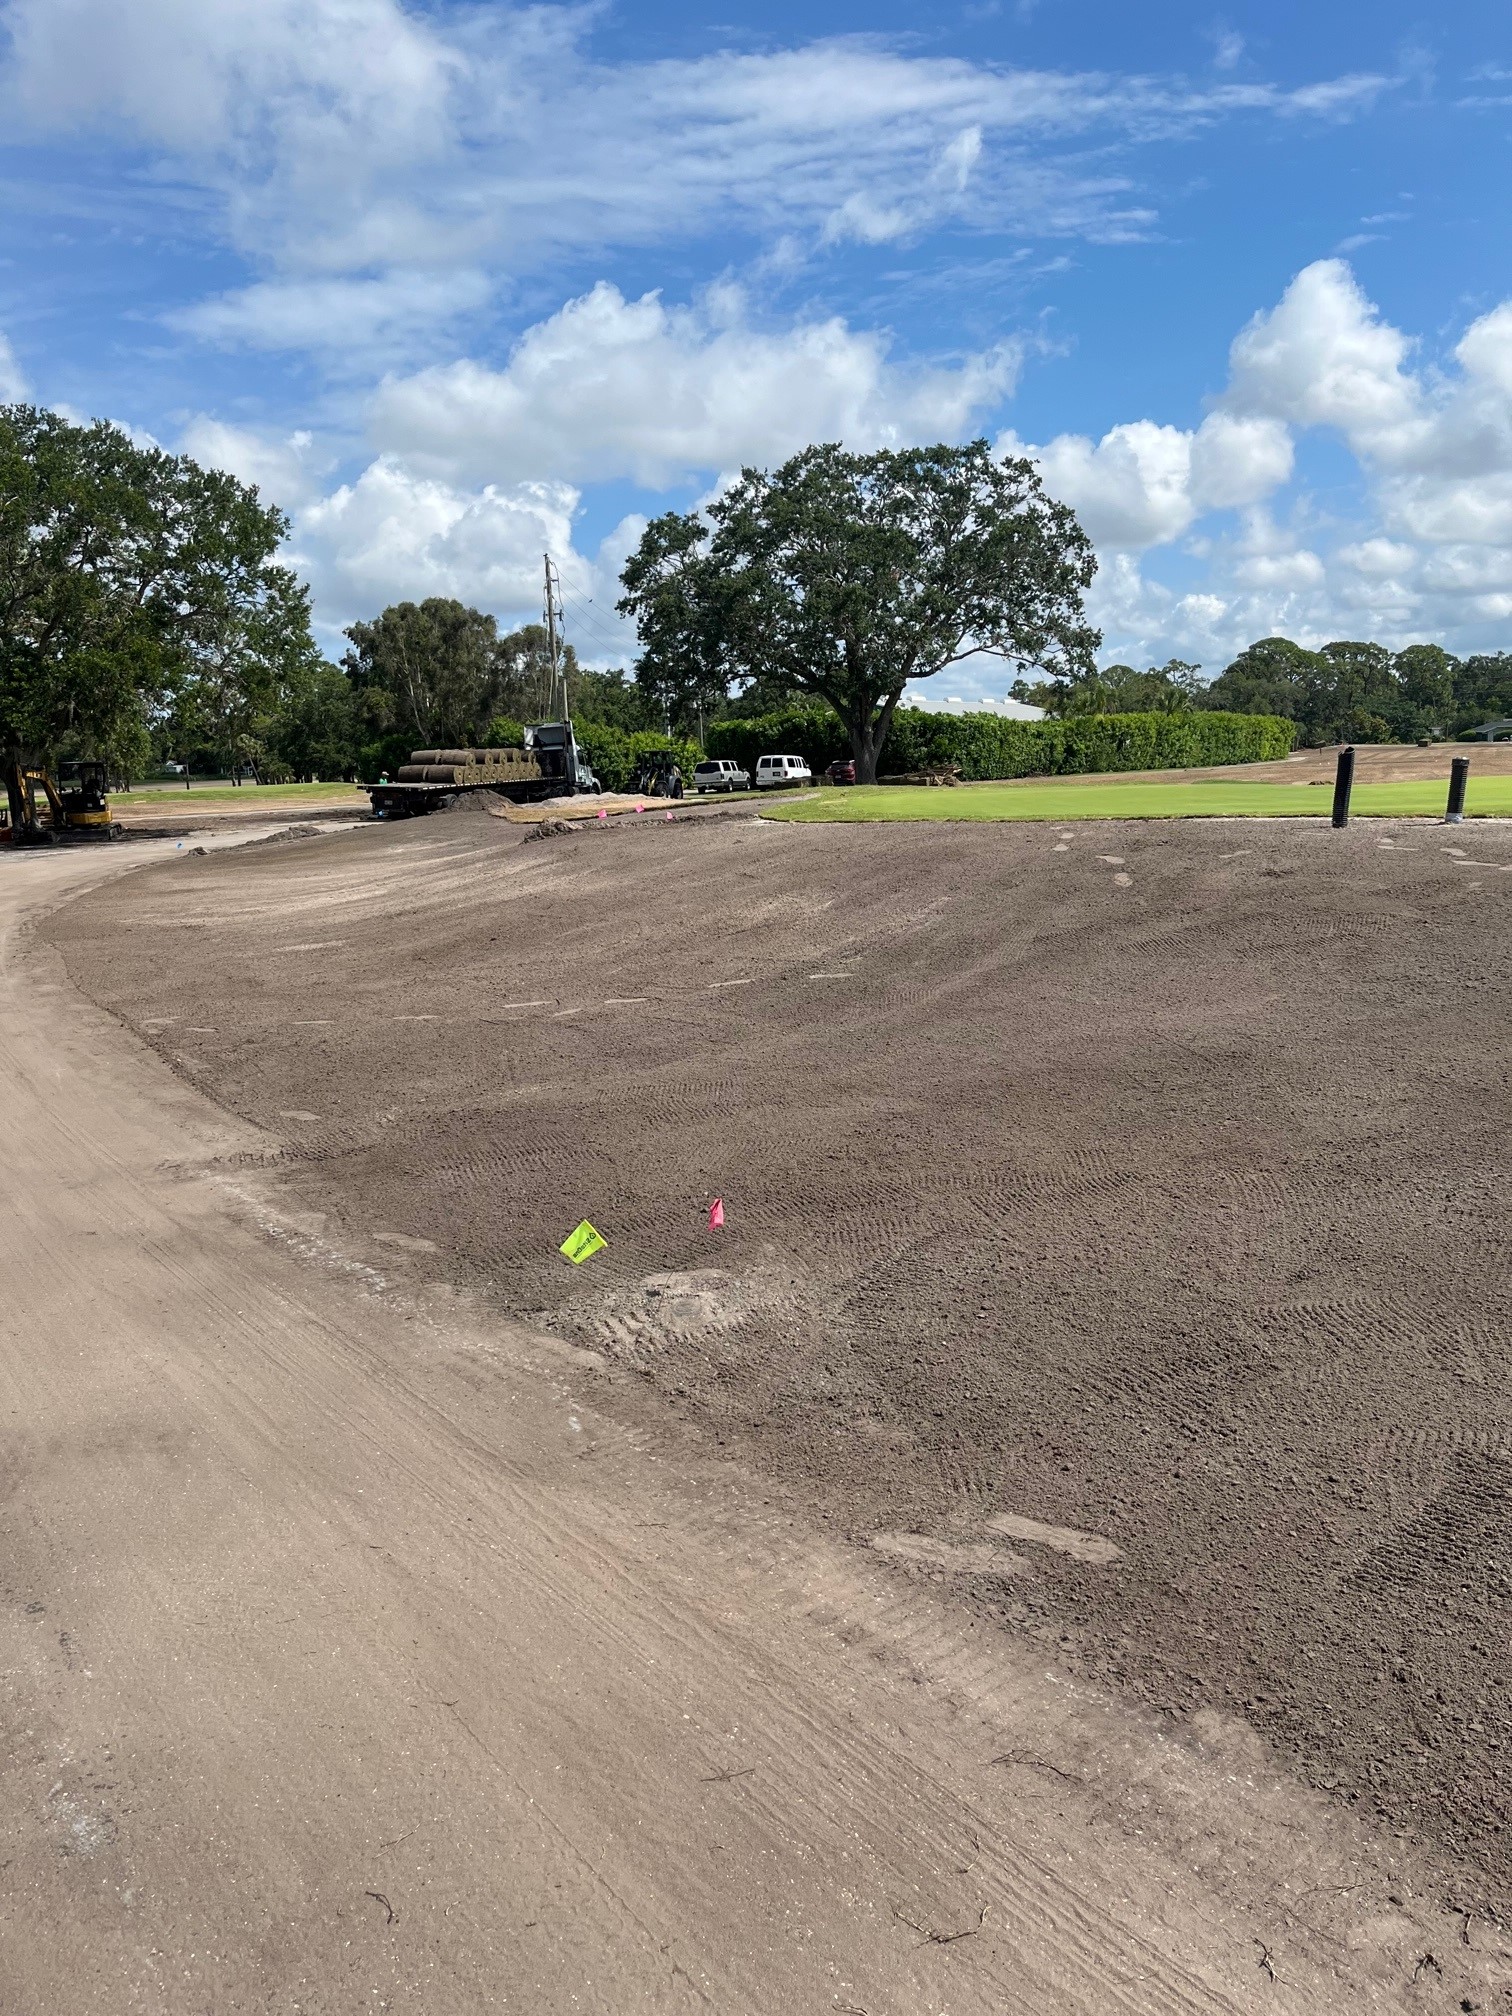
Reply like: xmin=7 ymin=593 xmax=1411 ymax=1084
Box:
xmin=754 ymin=753 xmax=813 ymax=790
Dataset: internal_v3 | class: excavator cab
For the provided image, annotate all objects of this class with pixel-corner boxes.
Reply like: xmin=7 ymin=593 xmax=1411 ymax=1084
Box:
xmin=57 ymin=759 xmax=114 ymax=831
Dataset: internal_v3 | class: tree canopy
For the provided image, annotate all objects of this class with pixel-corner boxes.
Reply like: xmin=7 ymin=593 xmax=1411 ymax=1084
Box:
xmin=0 ymin=404 xmax=320 ymax=813
xmin=342 ymin=599 xmax=506 ymax=765
xmin=618 ymin=440 xmax=1100 ymax=782
xmin=1009 ymin=635 xmax=1512 ymax=746
xmin=1013 ymin=657 xmax=1204 ymax=717
xmin=339 ymin=603 xmax=663 ymax=778
xmin=1199 ymin=637 xmax=1492 ymax=745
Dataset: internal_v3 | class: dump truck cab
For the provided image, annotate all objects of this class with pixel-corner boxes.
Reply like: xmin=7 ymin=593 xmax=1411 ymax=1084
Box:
xmin=524 ymin=721 xmax=599 ymax=795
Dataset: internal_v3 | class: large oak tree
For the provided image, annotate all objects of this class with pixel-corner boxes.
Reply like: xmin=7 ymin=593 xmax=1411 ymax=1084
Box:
xmin=0 ymin=404 xmax=318 ymax=818
xmin=617 ymin=439 xmax=1100 ymax=782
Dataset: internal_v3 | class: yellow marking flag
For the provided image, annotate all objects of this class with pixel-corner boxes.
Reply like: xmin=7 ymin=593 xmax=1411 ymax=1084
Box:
xmin=560 ymin=1220 xmax=607 ymax=1265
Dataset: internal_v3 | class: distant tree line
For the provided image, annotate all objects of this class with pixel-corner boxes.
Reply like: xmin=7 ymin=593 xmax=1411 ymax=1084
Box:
xmin=4 ymin=408 xmax=1508 ymax=799
xmin=1013 ymin=638 xmax=1512 ymax=747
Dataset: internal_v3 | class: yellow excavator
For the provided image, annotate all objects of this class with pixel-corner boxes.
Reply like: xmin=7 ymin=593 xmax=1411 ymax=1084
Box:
xmin=1 ymin=759 xmax=121 ymax=845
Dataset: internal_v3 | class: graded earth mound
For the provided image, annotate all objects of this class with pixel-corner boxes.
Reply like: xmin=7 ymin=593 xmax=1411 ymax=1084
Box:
xmin=44 ymin=809 xmax=1512 ymax=1900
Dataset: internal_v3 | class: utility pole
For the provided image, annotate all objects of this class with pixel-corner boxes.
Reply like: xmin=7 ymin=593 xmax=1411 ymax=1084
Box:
xmin=543 ymin=553 xmax=566 ymax=721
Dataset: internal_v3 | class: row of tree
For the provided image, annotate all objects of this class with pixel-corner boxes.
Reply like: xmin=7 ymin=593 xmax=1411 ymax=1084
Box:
xmin=341 ymin=599 xmax=650 ymax=782
xmin=1014 ymin=639 xmax=1512 ymax=746
xmin=0 ymin=404 xmax=663 ymax=797
xmin=4 ymin=407 xmax=1509 ymax=799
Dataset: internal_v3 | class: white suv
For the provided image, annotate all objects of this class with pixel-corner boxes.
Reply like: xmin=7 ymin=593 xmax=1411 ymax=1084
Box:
xmin=754 ymin=753 xmax=813 ymax=790
xmin=692 ymin=758 xmax=749 ymax=793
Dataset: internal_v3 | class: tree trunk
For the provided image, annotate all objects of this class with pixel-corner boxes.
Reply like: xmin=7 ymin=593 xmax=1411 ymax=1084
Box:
xmin=4 ymin=750 xmax=29 ymax=838
xmin=848 ymin=718 xmax=881 ymax=785
xmin=846 ymin=689 xmax=904 ymax=785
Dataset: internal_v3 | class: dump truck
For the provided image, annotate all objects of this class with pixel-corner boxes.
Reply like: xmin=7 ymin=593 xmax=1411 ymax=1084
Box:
xmin=365 ymin=722 xmax=601 ymax=819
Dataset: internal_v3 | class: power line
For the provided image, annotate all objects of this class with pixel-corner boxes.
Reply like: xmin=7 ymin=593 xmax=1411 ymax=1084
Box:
xmin=552 ymin=557 xmax=606 ymax=604
xmin=555 ymin=594 xmax=632 ymax=663
xmin=560 ymin=618 xmax=628 ymax=664
xmin=558 ymin=607 xmax=624 ymax=656
xmin=557 ymin=579 xmax=620 ymax=635
xmin=549 ymin=554 xmax=638 ymax=652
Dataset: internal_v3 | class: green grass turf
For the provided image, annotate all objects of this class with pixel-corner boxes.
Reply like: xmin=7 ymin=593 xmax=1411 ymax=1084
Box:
xmin=113 ymin=781 xmax=366 ymax=807
xmin=763 ymin=776 xmax=1512 ymax=823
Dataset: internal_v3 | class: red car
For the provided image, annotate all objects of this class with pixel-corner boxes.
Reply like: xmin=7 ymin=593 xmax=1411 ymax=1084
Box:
xmin=827 ymin=759 xmax=857 ymax=785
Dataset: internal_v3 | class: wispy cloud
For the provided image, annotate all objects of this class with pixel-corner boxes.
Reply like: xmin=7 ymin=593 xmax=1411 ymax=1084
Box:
xmin=1207 ymin=26 xmax=1245 ymax=74
xmin=168 ymin=269 xmax=495 ymax=364
xmin=0 ymin=2 xmax=1394 ymax=292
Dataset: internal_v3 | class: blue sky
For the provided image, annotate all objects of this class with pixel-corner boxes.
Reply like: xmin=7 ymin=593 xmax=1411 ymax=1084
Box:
xmin=2 ymin=0 xmax=1510 ymax=694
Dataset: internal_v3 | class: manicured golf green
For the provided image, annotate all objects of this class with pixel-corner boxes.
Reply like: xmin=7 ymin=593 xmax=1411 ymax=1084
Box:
xmin=763 ymin=776 xmax=1512 ymax=823
xmin=113 ymin=781 xmax=365 ymax=808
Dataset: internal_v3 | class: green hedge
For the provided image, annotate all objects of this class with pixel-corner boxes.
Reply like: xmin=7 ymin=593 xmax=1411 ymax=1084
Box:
xmin=706 ymin=705 xmax=1295 ymax=780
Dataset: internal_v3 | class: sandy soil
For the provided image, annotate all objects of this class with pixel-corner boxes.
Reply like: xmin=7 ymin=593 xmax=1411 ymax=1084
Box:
xmin=15 ymin=809 xmax=1512 ymax=2008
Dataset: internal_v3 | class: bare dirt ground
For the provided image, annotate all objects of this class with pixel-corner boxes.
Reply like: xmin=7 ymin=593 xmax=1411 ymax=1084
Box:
xmin=11 ymin=811 xmax=1512 ymax=2011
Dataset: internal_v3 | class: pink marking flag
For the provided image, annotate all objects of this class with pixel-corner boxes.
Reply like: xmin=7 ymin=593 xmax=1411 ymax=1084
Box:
xmin=708 ymin=1197 xmax=725 ymax=1228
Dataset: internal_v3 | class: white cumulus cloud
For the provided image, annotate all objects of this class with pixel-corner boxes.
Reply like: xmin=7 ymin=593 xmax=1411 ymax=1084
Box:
xmin=999 ymin=260 xmax=1512 ymax=664
xmin=1224 ymin=257 xmax=1420 ymax=450
xmin=371 ymin=282 xmax=1022 ymax=488
xmin=179 ymin=417 xmax=330 ymax=508
xmin=168 ymin=256 xmax=1512 ymax=675
xmin=291 ymin=458 xmax=580 ymax=625
xmin=1000 ymin=410 xmax=1292 ymax=549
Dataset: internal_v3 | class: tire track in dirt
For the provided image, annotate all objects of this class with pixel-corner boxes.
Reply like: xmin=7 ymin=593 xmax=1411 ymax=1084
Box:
xmin=14 ymin=834 xmax=1449 ymax=2012
xmin=40 ymin=808 xmax=1512 ymax=1929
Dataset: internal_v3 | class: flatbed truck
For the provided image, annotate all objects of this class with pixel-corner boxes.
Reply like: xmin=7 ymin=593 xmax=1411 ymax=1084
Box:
xmin=366 ymin=723 xmax=601 ymax=819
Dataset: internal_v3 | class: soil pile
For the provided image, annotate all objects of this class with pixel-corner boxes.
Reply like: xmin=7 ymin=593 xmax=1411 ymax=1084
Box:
xmin=44 ymin=811 xmax=1512 ymax=1898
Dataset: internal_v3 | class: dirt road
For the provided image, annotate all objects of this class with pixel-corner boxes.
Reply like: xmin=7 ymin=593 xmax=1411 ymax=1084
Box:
xmin=5 ymin=829 xmax=1507 ymax=2012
